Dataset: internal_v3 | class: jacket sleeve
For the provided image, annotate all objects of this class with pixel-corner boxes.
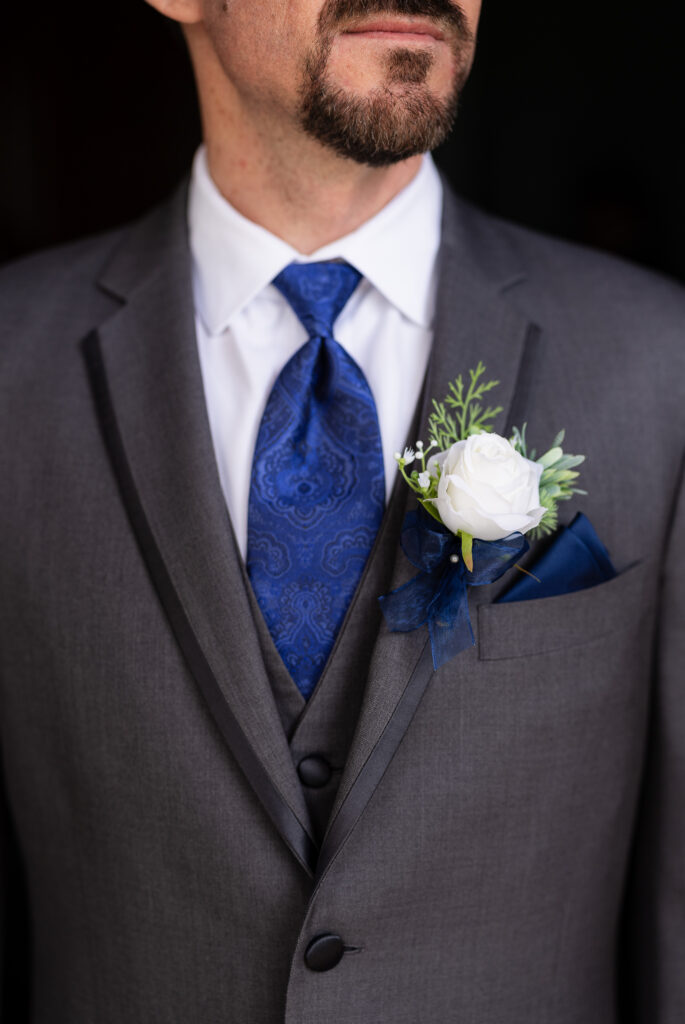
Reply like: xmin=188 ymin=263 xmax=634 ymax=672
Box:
xmin=0 ymin=765 xmax=30 ymax=1021
xmin=624 ymin=454 xmax=685 ymax=1022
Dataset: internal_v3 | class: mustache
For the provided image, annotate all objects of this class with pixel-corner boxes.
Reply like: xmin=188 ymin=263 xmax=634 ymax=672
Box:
xmin=319 ymin=0 xmax=473 ymax=40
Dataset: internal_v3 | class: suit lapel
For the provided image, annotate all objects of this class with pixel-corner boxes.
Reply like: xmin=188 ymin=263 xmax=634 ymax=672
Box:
xmin=316 ymin=185 xmax=540 ymax=884
xmin=83 ymin=191 xmax=317 ymax=876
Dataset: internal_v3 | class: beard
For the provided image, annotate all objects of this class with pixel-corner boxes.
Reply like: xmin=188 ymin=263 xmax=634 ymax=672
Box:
xmin=299 ymin=0 xmax=475 ymax=167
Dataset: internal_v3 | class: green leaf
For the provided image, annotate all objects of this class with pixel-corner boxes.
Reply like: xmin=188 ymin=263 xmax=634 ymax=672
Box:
xmin=537 ymin=446 xmax=563 ymax=469
xmin=509 ymin=424 xmax=527 ymax=455
xmin=418 ymin=498 xmax=443 ymax=524
xmin=550 ymin=469 xmax=580 ymax=484
xmin=553 ymin=454 xmax=585 ymax=471
xmin=542 ymin=483 xmax=563 ymax=499
xmin=530 ymin=504 xmax=559 ymax=540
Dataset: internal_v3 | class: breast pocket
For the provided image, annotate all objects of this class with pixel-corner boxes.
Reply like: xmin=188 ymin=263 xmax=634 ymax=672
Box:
xmin=477 ymin=560 xmax=654 ymax=661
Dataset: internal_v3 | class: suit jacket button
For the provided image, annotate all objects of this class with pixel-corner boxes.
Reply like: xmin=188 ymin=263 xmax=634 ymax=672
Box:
xmin=297 ymin=754 xmax=332 ymax=788
xmin=304 ymin=933 xmax=345 ymax=972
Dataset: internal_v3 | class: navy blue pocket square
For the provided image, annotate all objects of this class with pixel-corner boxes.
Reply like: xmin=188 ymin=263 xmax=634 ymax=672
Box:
xmin=496 ymin=512 xmax=617 ymax=603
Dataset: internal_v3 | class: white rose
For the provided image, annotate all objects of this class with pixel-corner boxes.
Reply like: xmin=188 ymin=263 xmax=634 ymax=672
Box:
xmin=429 ymin=433 xmax=545 ymax=541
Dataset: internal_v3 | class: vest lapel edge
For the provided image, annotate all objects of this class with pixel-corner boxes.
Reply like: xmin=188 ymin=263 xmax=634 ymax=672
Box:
xmin=314 ymin=640 xmax=433 ymax=884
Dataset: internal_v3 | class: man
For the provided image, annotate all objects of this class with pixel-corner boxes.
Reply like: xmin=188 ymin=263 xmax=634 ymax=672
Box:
xmin=1 ymin=0 xmax=684 ymax=1020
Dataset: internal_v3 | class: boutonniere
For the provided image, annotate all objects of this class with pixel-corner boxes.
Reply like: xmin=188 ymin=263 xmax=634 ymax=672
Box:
xmin=379 ymin=362 xmax=586 ymax=668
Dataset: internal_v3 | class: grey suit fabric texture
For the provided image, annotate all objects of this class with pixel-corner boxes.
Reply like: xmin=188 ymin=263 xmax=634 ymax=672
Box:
xmin=0 ymin=178 xmax=684 ymax=1023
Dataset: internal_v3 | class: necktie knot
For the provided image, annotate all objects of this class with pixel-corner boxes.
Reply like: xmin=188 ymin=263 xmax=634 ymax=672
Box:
xmin=272 ymin=261 xmax=361 ymax=340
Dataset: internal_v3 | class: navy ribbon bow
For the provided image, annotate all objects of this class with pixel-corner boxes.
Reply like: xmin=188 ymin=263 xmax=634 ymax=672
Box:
xmin=379 ymin=508 xmax=528 ymax=669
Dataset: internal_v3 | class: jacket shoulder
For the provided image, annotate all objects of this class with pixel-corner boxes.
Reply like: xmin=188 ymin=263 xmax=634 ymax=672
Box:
xmin=0 ymin=180 xmax=189 ymax=342
xmin=440 ymin=186 xmax=685 ymax=445
xmin=0 ymin=226 xmax=128 ymax=294
xmin=446 ymin=190 xmax=685 ymax=334
xmin=0 ymin=227 xmax=127 ymax=339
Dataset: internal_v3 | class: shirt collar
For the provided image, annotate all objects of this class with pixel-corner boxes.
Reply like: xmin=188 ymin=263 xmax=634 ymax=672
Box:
xmin=188 ymin=145 xmax=443 ymax=334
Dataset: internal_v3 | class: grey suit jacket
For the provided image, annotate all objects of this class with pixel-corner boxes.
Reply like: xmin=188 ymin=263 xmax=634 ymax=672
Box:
xmin=1 ymin=179 xmax=684 ymax=1023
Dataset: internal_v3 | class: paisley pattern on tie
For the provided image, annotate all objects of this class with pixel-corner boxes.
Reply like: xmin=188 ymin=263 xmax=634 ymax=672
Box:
xmin=247 ymin=262 xmax=385 ymax=699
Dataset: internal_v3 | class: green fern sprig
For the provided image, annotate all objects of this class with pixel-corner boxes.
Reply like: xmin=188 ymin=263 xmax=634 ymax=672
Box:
xmin=428 ymin=361 xmax=503 ymax=448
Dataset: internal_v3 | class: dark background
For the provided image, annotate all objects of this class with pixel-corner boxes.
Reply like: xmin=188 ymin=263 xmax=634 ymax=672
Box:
xmin=2 ymin=1 xmax=684 ymax=280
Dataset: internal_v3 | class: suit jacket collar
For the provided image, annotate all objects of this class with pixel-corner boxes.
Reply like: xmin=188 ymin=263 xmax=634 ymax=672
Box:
xmin=85 ymin=178 xmax=540 ymax=881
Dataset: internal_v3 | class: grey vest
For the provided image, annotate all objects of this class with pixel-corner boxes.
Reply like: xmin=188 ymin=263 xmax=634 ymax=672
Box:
xmin=245 ymin=471 xmax=410 ymax=845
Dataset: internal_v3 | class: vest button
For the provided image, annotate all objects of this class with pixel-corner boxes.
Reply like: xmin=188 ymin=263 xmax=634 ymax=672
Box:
xmin=304 ymin=933 xmax=345 ymax=972
xmin=297 ymin=754 xmax=332 ymax=788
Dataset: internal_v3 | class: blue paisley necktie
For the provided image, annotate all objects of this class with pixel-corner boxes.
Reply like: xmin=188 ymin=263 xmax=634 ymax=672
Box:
xmin=246 ymin=261 xmax=385 ymax=699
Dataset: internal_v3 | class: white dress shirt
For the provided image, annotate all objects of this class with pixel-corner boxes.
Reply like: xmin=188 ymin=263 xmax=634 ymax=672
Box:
xmin=187 ymin=146 xmax=443 ymax=557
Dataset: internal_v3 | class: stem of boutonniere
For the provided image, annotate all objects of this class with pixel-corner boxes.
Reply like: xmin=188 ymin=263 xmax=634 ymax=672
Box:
xmin=513 ymin=563 xmax=541 ymax=582
xmin=460 ymin=531 xmax=474 ymax=573
xmin=397 ymin=459 xmax=415 ymax=489
xmin=395 ymin=441 xmax=439 ymax=504
xmin=416 ymin=440 xmax=437 ymax=473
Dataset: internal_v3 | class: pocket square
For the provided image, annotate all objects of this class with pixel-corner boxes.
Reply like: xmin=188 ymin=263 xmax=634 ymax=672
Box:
xmin=496 ymin=512 xmax=617 ymax=603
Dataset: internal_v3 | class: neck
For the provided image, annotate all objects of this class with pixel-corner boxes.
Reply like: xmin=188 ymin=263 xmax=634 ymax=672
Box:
xmin=205 ymin=139 xmax=422 ymax=255
xmin=186 ymin=26 xmax=423 ymax=254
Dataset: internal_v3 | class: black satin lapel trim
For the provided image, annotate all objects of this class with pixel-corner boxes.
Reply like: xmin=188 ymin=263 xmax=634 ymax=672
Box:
xmin=503 ymin=323 xmax=544 ymax=437
xmin=314 ymin=641 xmax=434 ymax=885
xmin=83 ymin=330 xmax=317 ymax=878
